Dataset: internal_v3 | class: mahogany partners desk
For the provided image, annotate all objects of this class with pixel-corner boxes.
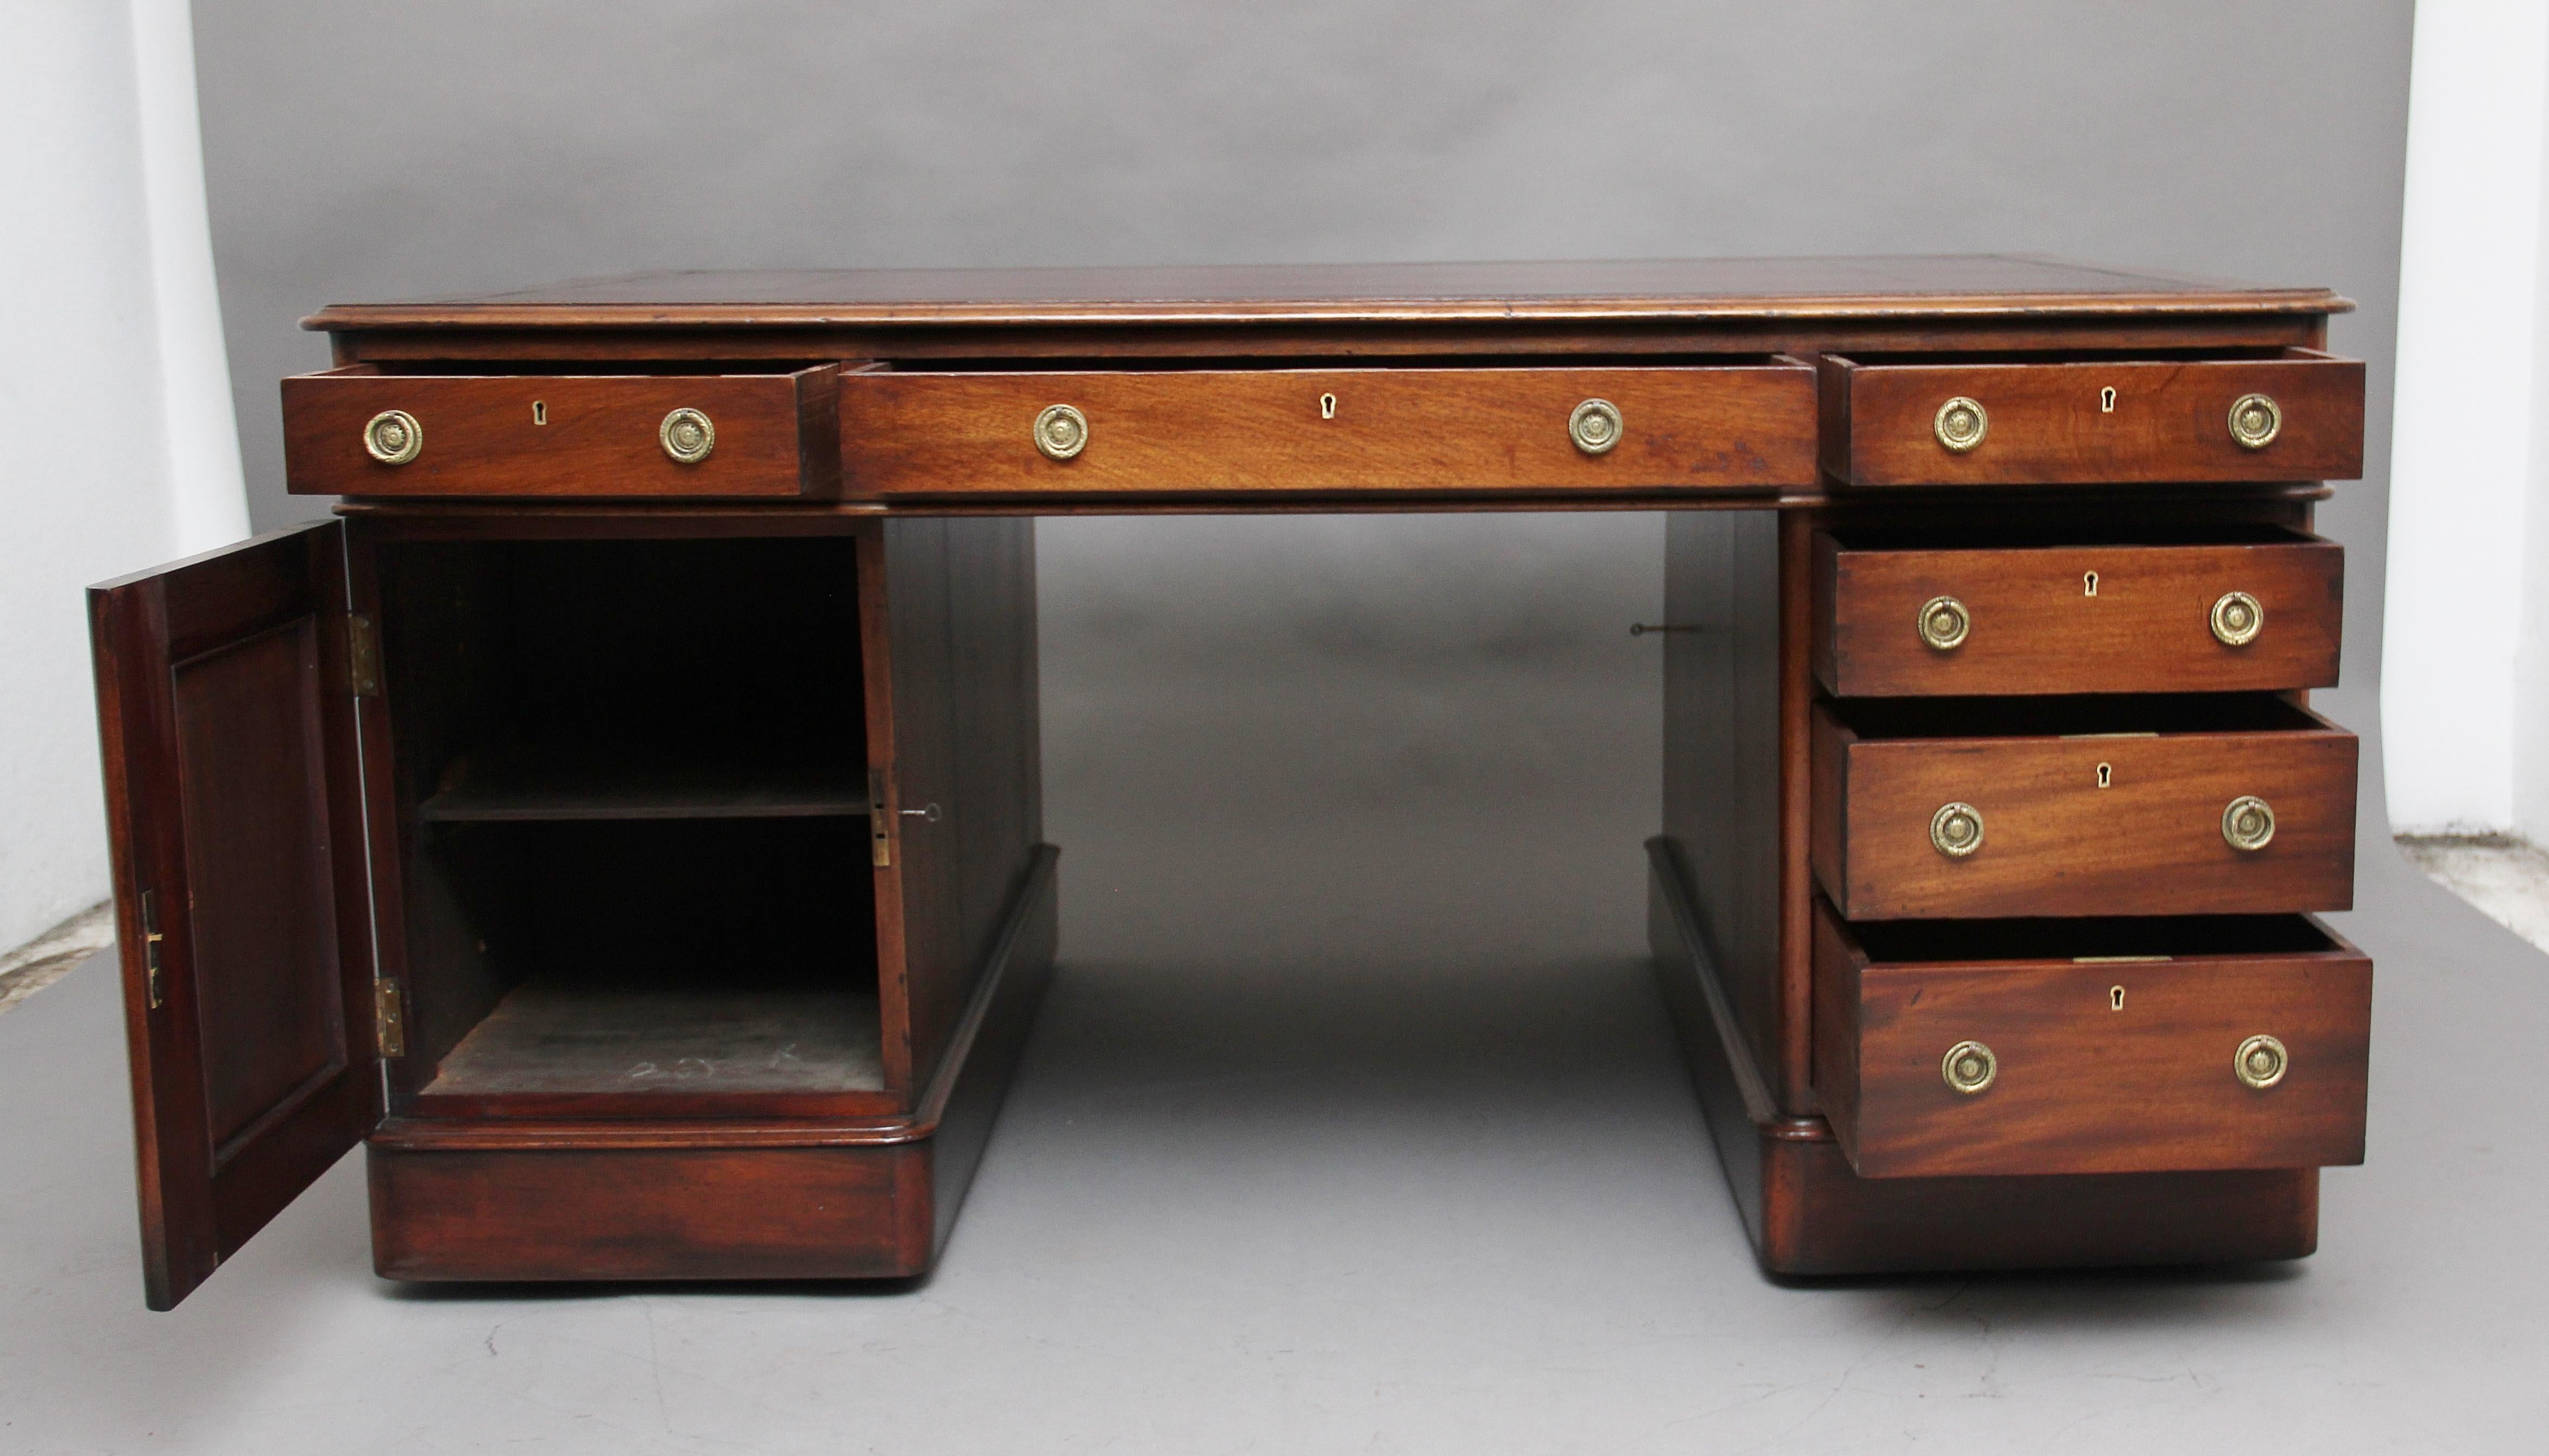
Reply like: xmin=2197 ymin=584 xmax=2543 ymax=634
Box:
xmin=86 ymin=258 xmax=2371 ymax=1309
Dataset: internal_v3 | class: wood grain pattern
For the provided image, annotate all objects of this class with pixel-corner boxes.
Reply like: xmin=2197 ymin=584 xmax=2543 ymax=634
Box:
xmin=1814 ymin=527 xmax=2344 ymax=696
xmin=841 ymin=363 xmax=1818 ymax=497
xmin=1648 ymin=841 xmax=2323 ymax=1274
xmin=917 ymin=843 xmax=1058 ymax=1254
xmin=941 ymin=518 xmax=1047 ymax=1049
xmin=90 ymin=261 xmax=2378 ymax=1296
xmin=1658 ymin=513 xmax=1787 ymax=1100
xmin=88 ymin=523 xmax=383 ymax=1310
xmin=866 ymin=517 xmax=1047 ymax=1091
xmin=868 ymin=519 xmax=957 ymax=1096
xmin=1812 ymin=903 xmax=2370 ymax=1178
xmin=369 ymin=1143 xmax=934 ymax=1281
xmin=1821 ymin=349 xmax=2364 ymax=485
xmin=365 ymin=845 xmax=1057 ymax=1281
xmin=325 ymin=482 xmax=2332 ymax=522
xmin=1756 ymin=1140 xmax=2319 ymax=1275
xmin=362 ymin=528 xmax=879 ymax=1119
xmin=1776 ymin=513 xmax=1818 ymax=1111
xmin=327 ymin=318 xmax=2337 ymax=373
xmin=1813 ymin=699 xmax=2358 ymax=919
xmin=303 ymin=256 xmax=2351 ymax=332
xmin=282 ymin=366 xmax=840 ymax=498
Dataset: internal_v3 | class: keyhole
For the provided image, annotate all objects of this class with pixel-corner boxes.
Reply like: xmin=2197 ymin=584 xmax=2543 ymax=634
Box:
xmin=2097 ymin=762 xmax=2113 ymax=789
xmin=2110 ymin=985 xmax=2127 ymax=1011
xmin=1320 ymin=393 xmax=1337 ymax=420
xmin=2083 ymin=571 xmax=2099 ymax=597
xmin=2099 ymin=386 xmax=2117 ymax=413
xmin=533 ymin=401 xmax=547 ymax=426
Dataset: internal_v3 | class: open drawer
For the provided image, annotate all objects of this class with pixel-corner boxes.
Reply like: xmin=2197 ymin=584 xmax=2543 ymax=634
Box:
xmin=1817 ymin=348 xmax=2364 ymax=485
xmin=282 ymin=365 xmax=843 ymax=498
xmin=1813 ymin=523 xmax=2344 ymax=697
xmin=1812 ymin=903 xmax=2371 ymax=1177
xmin=1811 ymin=695 xmax=2358 ymax=919
xmin=836 ymin=359 xmax=1819 ymax=496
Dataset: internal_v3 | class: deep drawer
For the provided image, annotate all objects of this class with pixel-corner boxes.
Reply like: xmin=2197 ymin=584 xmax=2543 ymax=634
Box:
xmin=283 ymin=366 xmax=841 ymax=498
xmin=837 ymin=361 xmax=1819 ymax=496
xmin=1813 ymin=525 xmax=2344 ymax=697
xmin=1811 ymin=696 xmax=2358 ymax=920
xmin=1818 ymin=349 xmax=2364 ymax=486
xmin=1812 ymin=905 xmax=2371 ymax=1178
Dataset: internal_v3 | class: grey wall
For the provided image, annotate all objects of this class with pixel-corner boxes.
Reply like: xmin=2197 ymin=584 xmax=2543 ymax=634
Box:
xmin=194 ymin=2 xmax=2414 ymax=965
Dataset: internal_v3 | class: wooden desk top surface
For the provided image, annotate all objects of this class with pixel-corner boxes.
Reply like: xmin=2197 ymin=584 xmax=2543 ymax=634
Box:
xmin=305 ymin=256 xmax=2350 ymax=332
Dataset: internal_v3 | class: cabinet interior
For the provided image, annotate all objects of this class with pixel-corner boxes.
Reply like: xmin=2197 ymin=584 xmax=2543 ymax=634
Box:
xmin=373 ymin=534 xmax=882 ymax=1106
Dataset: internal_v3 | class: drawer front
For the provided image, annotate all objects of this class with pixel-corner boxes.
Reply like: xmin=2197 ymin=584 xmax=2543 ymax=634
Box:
xmin=1820 ymin=350 xmax=2364 ymax=486
xmin=1813 ymin=531 xmax=2344 ymax=697
xmin=838 ymin=363 xmax=1819 ymax=496
xmin=1812 ymin=907 xmax=2371 ymax=1177
xmin=283 ymin=368 xmax=841 ymax=498
xmin=1811 ymin=706 xmax=2358 ymax=919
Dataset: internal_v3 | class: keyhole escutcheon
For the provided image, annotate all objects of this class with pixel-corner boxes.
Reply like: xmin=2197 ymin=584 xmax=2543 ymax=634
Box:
xmin=1320 ymin=393 xmax=1337 ymax=420
xmin=2110 ymin=985 xmax=2127 ymax=1011
xmin=2099 ymin=385 xmax=2118 ymax=413
xmin=2097 ymin=762 xmax=2113 ymax=789
xmin=533 ymin=400 xmax=547 ymax=426
xmin=2084 ymin=570 xmax=2099 ymax=597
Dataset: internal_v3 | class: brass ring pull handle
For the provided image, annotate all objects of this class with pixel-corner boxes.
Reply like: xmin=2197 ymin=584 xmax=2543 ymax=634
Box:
xmin=2234 ymin=1034 xmax=2288 ymax=1089
xmin=1569 ymin=398 xmax=1624 ymax=454
xmin=1917 ymin=595 xmax=1970 ymax=650
xmin=1942 ymin=1040 xmax=1998 ymax=1094
xmin=2229 ymin=393 xmax=2282 ymax=450
xmin=363 ymin=409 xmax=422 ymax=465
xmin=659 ymin=408 xmax=716 ymax=464
xmin=2210 ymin=590 xmax=2263 ymax=647
xmin=1930 ymin=801 xmax=1984 ymax=857
xmin=1933 ymin=396 xmax=1988 ymax=452
xmin=1033 ymin=403 xmax=1089 ymax=460
xmin=2222 ymin=795 xmax=2276 ymax=851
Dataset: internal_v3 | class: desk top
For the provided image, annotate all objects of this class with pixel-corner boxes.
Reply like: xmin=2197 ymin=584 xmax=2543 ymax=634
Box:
xmin=305 ymin=256 xmax=2350 ymax=333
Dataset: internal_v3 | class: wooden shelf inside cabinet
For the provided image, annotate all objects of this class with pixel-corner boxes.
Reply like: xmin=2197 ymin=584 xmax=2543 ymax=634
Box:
xmin=416 ymin=748 xmax=869 ymax=824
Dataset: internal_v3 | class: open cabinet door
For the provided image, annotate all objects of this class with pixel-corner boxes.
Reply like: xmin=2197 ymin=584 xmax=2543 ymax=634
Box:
xmin=89 ymin=522 xmax=385 ymax=1309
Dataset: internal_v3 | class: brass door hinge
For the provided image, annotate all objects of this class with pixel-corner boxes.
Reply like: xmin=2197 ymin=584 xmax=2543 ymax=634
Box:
xmin=373 ymin=977 xmax=406 ymax=1058
xmin=868 ymin=769 xmax=892 ymax=868
xmin=141 ymin=890 xmax=164 ymax=1009
xmin=346 ymin=614 xmax=380 ymax=698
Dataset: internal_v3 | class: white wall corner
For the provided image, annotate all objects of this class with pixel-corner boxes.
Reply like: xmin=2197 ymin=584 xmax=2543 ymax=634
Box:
xmin=2383 ymin=0 xmax=2549 ymax=837
xmin=0 ymin=2 xmax=241 ymax=951
xmin=130 ymin=0 xmax=249 ymax=553
xmin=2515 ymin=13 xmax=2549 ymax=846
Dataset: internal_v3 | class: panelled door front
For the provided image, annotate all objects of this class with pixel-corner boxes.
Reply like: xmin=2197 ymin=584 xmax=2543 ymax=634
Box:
xmin=90 ymin=522 xmax=384 ymax=1309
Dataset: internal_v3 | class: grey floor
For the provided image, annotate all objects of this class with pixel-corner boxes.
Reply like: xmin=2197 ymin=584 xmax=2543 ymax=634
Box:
xmin=2398 ymin=833 xmax=2549 ymax=954
xmin=4 ymin=825 xmax=2546 ymax=1452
